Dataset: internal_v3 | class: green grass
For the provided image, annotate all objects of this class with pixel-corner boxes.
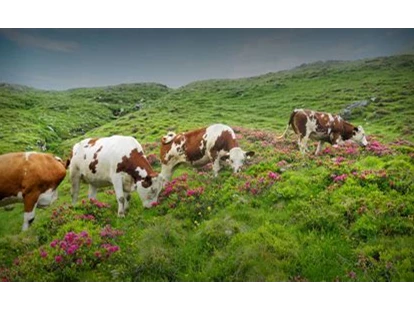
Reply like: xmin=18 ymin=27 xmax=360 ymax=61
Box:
xmin=0 ymin=55 xmax=413 ymax=281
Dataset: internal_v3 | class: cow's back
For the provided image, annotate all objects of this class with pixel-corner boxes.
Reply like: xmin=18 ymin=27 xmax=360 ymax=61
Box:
xmin=0 ymin=153 xmax=26 ymax=199
xmin=69 ymin=136 xmax=143 ymax=183
xmin=0 ymin=152 xmax=66 ymax=200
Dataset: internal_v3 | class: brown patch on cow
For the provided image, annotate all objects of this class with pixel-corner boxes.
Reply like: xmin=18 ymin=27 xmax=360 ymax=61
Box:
xmin=87 ymin=138 xmax=100 ymax=147
xmin=183 ymin=128 xmax=208 ymax=163
xmin=291 ymin=112 xmax=308 ymax=138
xmin=0 ymin=152 xmax=66 ymax=213
xmin=116 ymin=148 xmax=157 ymax=186
xmin=210 ymin=130 xmax=239 ymax=160
xmin=88 ymin=146 xmax=103 ymax=174
xmin=341 ymin=121 xmax=356 ymax=140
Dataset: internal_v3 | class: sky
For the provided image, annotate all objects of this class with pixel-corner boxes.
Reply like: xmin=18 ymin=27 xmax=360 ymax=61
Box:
xmin=0 ymin=29 xmax=413 ymax=90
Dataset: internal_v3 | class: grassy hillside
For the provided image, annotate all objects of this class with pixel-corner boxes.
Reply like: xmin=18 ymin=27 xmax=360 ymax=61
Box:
xmin=56 ymin=54 xmax=413 ymax=155
xmin=0 ymin=55 xmax=413 ymax=281
xmin=0 ymin=82 xmax=170 ymax=153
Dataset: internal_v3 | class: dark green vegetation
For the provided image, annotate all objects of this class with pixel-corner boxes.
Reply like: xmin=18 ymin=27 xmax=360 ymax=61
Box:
xmin=1 ymin=55 xmax=413 ymax=281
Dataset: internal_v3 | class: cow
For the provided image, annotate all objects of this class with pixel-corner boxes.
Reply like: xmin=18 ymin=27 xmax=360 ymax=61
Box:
xmin=68 ymin=135 xmax=163 ymax=217
xmin=160 ymin=124 xmax=255 ymax=180
xmin=0 ymin=152 xmax=67 ymax=231
xmin=277 ymin=109 xmax=368 ymax=155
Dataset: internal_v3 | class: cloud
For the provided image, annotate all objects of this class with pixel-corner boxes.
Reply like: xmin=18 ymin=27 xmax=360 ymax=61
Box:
xmin=0 ymin=29 xmax=79 ymax=52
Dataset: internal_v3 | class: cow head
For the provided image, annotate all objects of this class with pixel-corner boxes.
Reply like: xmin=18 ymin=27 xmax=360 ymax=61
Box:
xmin=351 ymin=126 xmax=368 ymax=147
xmin=221 ymin=147 xmax=255 ymax=173
xmin=162 ymin=132 xmax=176 ymax=144
xmin=136 ymin=172 xmax=163 ymax=208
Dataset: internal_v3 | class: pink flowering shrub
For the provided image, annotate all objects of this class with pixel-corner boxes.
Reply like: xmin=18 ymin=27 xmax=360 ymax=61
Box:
xmin=365 ymin=140 xmax=391 ymax=156
xmin=4 ymin=228 xmax=123 ymax=281
xmin=240 ymin=171 xmax=281 ymax=195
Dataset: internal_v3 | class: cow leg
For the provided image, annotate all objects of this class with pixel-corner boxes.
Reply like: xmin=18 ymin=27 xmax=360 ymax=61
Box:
xmin=161 ymin=164 xmax=174 ymax=182
xmin=212 ymin=158 xmax=221 ymax=177
xmin=88 ymin=185 xmax=98 ymax=200
xmin=70 ymin=172 xmax=81 ymax=205
xmin=315 ymin=141 xmax=324 ymax=155
xmin=124 ymin=192 xmax=131 ymax=211
xmin=111 ymin=175 xmax=126 ymax=217
xmin=298 ymin=137 xmax=306 ymax=154
xmin=22 ymin=191 xmax=39 ymax=231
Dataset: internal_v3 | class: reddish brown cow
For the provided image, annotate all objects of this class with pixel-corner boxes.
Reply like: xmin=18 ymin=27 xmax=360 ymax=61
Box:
xmin=278 ymin=109 xmax=368 ymax=154
xmin=160 ymin=124 xmax=254 ymax=180
xmin=0 ymin=152 xmax=67 ymax=230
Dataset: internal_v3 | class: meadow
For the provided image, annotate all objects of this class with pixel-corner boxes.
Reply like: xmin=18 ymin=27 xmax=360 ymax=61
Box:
xmin=0 ymin=55 xmax=413 ymax=281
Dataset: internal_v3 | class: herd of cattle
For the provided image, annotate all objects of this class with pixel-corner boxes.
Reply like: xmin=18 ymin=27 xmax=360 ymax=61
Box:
xmin=0 ymin=109 xmax=368 ymax=231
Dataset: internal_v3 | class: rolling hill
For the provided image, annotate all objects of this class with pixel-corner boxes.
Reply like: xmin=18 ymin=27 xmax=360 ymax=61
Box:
xmin=0 ymin=55 xmax=413 ymax=281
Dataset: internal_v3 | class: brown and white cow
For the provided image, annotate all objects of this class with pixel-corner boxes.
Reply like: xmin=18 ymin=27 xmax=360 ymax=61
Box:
xmin=160 ymin=124 xmax=254 ymax=180
xmin=0 ymin=152 xmax=67 ymax=231
xmin=68 ymin=135 xmax=163 ymax=216
xmin=278 ymin=109 xmax=368 ymax=155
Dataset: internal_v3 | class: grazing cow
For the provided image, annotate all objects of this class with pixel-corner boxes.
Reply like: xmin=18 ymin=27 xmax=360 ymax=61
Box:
xmin=0 ymin=152 xmax=66 ymax=231
xmin=160 ymin=124 xmax=255 ymax=180
xmin=277 ymin=109 xmax=368 ymax=155
xmin=68 ymin=135 xmax=163 ymax=216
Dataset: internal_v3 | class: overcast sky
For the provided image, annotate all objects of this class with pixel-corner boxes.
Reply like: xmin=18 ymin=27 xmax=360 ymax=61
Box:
xmin=0 ymin=29 xmax=413 ymax=90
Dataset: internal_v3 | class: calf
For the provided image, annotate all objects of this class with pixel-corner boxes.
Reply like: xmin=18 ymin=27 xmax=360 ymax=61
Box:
xmin=278 ymin=109 xmax=368 ymax=154
xmin=68 ymin=135 xmax=163 ymax=216
xmin=160 ymin=124 xmax=254 ymax=180
xmin=0 ymin=152 xmax=66 ymax=231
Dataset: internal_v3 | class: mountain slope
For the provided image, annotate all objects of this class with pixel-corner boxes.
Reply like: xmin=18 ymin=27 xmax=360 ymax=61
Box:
xmin=0 ymin=83 xmax=170 ymax=153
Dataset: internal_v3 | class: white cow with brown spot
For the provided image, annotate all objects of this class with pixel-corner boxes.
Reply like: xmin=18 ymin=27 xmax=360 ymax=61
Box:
xmin=0 ymin=152 xmax=67 ymax=231
xmin=68 ymin=135 xmax=163 ymax=216
xmin=160 ymin=124 xmax=254 ymax=180
xmin=277 ymin=109 xmax=368 ymax=155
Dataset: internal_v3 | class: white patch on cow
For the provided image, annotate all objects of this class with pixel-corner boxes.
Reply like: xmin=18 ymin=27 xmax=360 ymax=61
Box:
xmin=135 ymin=167 xmax=148 ymax=178
xmin=37 ymin=188 xmax=58 ymax=206
xmin=294 ymin=108 xmax=304 ymax=113
xmin=327 ymin=128 xmax=332 ymax=135
xmin=162 ymin=132 xmax=176 ymax=144
xmin=328 ymin=114 xmax=334 ymax=122
xmin=199 ymin=138 xmax=205 ymax=152
xmin=22 ymin=209 xmax=36 ymax=231
xmin=54 ymin=156 xmax=62 ymax=162
xmin=306 ymin=116 xmax=318 ymax=134
xmin=136 ymin=175 xmax=163 ymax=208
xmin=228 ymin=147 xmax=246 ymax=173
xmin=351 ymin=126 xmax=368 ymax=146
xmin=25 ymin=151 xmax=36 ymax=160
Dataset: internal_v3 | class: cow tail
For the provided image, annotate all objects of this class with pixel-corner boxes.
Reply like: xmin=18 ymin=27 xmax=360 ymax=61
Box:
xmin=276 ymin=110 xmax=296 ymax=140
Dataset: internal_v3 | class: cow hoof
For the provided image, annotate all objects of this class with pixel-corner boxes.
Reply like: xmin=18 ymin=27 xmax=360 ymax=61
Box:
xmin=118 ymin=212 xmax=125 ymax=218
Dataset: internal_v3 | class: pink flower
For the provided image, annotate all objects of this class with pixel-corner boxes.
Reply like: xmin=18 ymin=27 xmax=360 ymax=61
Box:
xmin=268 ymin=172 xmax=281 ymax=180
xmin=76 ymin=258 xmax=83 ymax=265
xmin=348 ymin=271 xmax=357 ymax=279
xmin=151 ymin=202 xmax=160 ymax=207
xmin=332 ymin=174 xmax=347 ymax=183
xmin=50 ymin=240 xmax=58 ymax=248
xmin=277 ymin=160 xmax=288 ymax=167
xmin=55 ymin=255 xmax=63 ymax=263
xmin=40 ymin=249 xmax=48 ymax=258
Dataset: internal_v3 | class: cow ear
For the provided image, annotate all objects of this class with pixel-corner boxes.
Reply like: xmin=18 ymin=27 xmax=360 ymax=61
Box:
xmin=220 ymin=153 xmax=230 ymax=161
xmin=245 ymin=151 xmax=255 ymax=159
